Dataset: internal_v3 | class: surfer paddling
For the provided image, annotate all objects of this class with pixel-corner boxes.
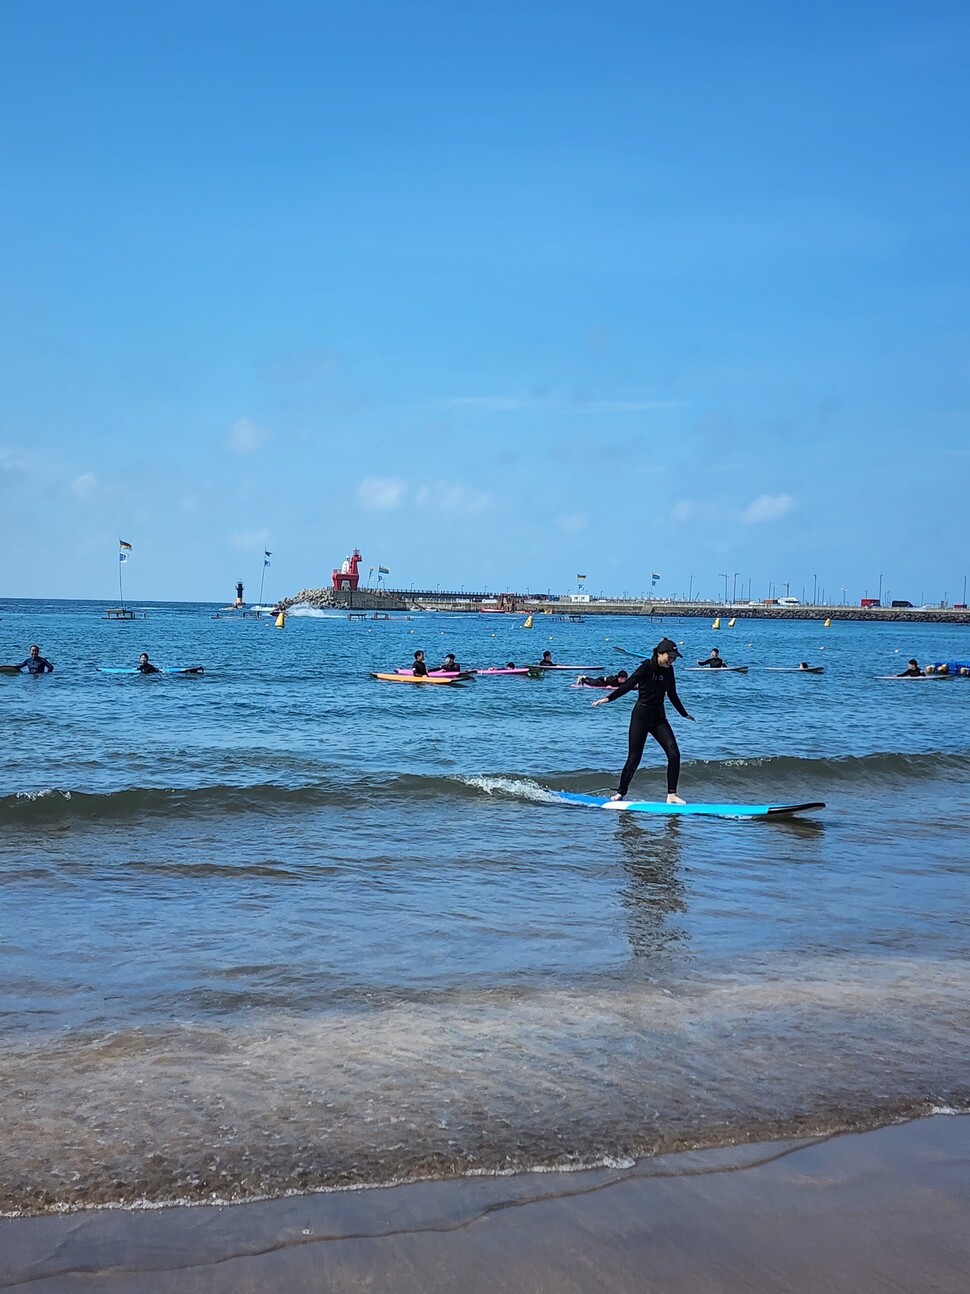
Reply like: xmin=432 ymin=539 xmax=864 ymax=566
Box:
xmin=591 ymin=637 xmax=695 ymax=804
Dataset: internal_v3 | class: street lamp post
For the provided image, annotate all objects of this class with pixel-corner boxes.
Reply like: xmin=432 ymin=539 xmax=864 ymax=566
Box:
xmin=878 ymin=573 xmax=883 ymax=604
xmin=719 ymin=572 xmax=729 ymax=602
xmin=812 ymin=574 xmax=817 ymax=605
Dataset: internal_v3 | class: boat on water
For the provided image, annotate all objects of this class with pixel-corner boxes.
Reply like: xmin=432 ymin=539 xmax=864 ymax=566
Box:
xmin=480 ymin=594 xmax=518 ymax=613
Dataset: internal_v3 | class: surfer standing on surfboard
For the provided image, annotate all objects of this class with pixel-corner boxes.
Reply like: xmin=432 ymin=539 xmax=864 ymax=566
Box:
xmin=591 ymin=637 xmax=695 ymax=805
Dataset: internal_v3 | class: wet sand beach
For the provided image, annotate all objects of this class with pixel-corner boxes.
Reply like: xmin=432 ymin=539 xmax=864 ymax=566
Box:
xmin=3 ymin=1115 xmax=969 ymax=1292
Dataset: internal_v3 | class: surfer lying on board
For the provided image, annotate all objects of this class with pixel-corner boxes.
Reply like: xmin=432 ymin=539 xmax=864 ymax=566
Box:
xmin=696 ymin=647 xmax=727 ymax=668
xmin=591 ymin=637 xmax=695 ymax=804
xmin=579 ymin=671 xmax=628 ymax=688
xmin=15 ymin=644 xmax=54 ymax=674
xmin=898 ymin=659 xmax=923 ymax=677
xmin=412 ymin=650 xmax=429 ymax=678
xmin=137 ymin=653 xmax=161 ymax=675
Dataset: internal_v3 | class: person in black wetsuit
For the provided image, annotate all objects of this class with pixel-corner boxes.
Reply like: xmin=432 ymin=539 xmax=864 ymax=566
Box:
xmin=412 ymin=650 xmax=429 ymax=677
xmin=697 ymin=647 xmax=727 ymax=668
xmin=591 ymin=637 xmax=695 ymax=803
xmin=138 ymin=653 xmax=161 ymax=674
xmin=16 ymin=644 xmax=54 ymax=674
xmin=440 ymin=653 xmax=460 ymax=672
xmin=897 ymin=658 xmax=923 ymax=677
xmin=578 ymin=670 xmax=628 ymax=688
xmin=537 ymin=651 xmax=554 ymax=667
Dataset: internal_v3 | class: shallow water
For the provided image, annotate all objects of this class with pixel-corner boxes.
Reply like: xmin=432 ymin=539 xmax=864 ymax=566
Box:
xmin=2 ymin=600 xmax=969 ymax=1211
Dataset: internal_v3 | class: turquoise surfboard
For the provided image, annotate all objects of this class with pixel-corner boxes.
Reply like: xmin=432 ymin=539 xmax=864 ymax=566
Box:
xmin=555 ymin=792 xmax=825 ymax=820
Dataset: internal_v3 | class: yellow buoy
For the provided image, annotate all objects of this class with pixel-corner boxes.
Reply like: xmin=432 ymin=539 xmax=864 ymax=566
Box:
xmin=712 ymin=617 xmax=721 ymax=630
xmin=275 ymin=611 xmax=285 ymax=629
xmin=823 ymin=618 xmax=831 ymax=628
xmin=727 ymin=617 xmax=736 ymax=627
xmin=523 ymin=615 xmax=533 ymax=629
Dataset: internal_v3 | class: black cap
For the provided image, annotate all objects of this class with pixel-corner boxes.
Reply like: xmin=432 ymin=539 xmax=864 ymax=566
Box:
xmin=655 ymin=637 xmax=682 ymax=658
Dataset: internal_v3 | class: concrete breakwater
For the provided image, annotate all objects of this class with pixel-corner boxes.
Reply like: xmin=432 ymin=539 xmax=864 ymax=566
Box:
xmin=283 ymin=587 xmax=970 ymax=625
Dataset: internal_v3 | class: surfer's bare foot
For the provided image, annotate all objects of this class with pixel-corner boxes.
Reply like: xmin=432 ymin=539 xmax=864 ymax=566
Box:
xmin=666 ymin=793 xmax=686 ymax=805
xmin=610 ymin=792 xmax=622 ymax=801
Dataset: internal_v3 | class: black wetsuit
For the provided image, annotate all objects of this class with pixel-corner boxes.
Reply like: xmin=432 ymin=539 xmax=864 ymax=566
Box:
xmin=440 ymin=660 xmax=459 ymax=673
xmin=18 ymin=656 xmax=54 ymax=674
xmin=138 ymin=661 xmax=161 ymax=674
xmin=898 ymin=666 xmax=923 ymax=677
xmin=604 ymin=658 xmax=690 ymax=797
xmin=581 ymin=674 xmax=625 ymax=688
xmin=697 ymin=657 xmax=727 ymax=668
xmin=412 ymin=659 xmax=428 ymax=677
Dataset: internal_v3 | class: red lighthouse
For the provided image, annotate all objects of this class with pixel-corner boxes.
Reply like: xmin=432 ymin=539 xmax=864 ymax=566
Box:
xmin=332 ymin=548 xmax=362 ymax=591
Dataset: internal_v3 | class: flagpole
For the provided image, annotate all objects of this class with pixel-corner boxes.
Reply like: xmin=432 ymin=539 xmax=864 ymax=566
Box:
xmin=258 ymin=561 xmax=266 ymax=608
xmin=119 ymin=553 xmax=125 ymax=609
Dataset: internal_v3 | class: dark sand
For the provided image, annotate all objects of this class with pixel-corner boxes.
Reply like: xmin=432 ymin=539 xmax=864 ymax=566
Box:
xmin=3 ymin=1115 xmax=969 ymax=1292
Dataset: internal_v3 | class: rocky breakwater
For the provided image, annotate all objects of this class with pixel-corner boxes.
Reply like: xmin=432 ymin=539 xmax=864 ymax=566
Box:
xmin=637 ymin=604 xmax=970 ymax=624
xmin=280 ymin=587 xmax=410 ymax=612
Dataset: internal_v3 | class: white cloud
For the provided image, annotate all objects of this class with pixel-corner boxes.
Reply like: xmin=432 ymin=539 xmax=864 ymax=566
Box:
xmin=415 ymin=481 xmax=491 ymax=515
xmin=671 ymin=500 xmax=698 ymax=522
xmin=226 ymin=417 xmax=270 ymax=454
xmin=742 ymin=493 xmax=796 ymax=523
xmin=556 ymin=512 xmax=588 ymax=533
xmin=70 ymin=472 xmax=97 ymax=499
xmin=0 ymin=450 xmax=28 ymax=472
xmin=357 ymin=477 xmax=406 ymax=510
xmin=230 ymin=527 xmax=272 ymax=551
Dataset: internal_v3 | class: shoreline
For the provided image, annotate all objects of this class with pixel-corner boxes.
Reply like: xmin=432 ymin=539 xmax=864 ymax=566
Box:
xmin=4 ymin=1114 xmax=969 ymax=1291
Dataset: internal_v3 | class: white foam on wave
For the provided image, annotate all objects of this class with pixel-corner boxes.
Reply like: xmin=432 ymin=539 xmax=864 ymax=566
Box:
xmin=12 ymin=788 xmax=72 ymax=803
xmin=286 ymin=605 xmax=342 ymax=618
xmin=457 ymin=774 xmax=559 ymax=804
xmin=0 ymin=1152 xmax=641 ymax=1218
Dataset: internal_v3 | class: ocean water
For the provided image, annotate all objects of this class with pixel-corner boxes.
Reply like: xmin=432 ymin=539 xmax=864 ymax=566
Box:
xmin=1 ymin=598 xmax=969 ymax=1213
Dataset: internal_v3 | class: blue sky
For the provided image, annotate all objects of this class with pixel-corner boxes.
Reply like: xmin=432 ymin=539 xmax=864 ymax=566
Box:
xmin=2 ymin=1 xmax=968 ymax=604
